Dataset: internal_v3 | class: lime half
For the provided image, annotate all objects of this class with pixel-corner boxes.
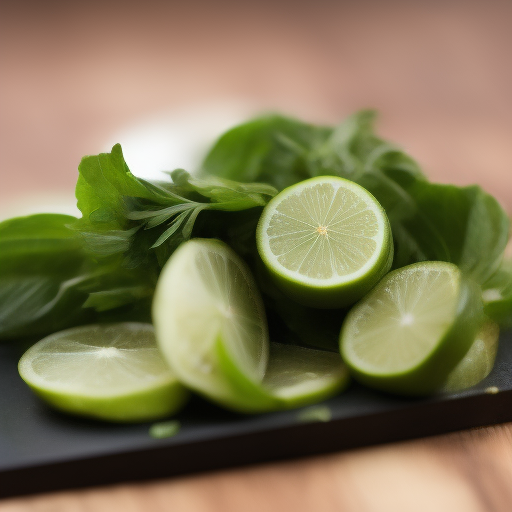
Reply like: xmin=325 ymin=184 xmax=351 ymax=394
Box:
xmin=153 ymin=238 xmax=348 ymax=413
xmin=256 ymin=176 xmax=393 ymax=308
xmin=340 ymin=262 xmax=484 ymax=395
xmin=18 ymin=323 xmax=189 ymax=422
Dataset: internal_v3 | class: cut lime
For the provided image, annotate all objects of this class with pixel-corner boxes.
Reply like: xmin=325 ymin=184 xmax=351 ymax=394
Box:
xmin=153 ymin=238 xmax=270 ymax=411
xmin=340 ymin=261 xmax=484 ymax=395
xmin=256 ymin=176 xmax=393 ymax=308
xmin=153 ymin=238 xmax=349 ymax=413
xmin=215 ymin=340 xmax=349 ymax=411
xmin=18 ymin=323 xmax=189 ymax=422
xmin=262 ymin=343 xmax=349 ymax=407
xmin=442 ymin=321 xmax=499 ymax=393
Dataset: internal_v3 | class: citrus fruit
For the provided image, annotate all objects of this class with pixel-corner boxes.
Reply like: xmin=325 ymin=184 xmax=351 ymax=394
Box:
xmin=340 ymin=261 xmax=484 ymax=395
xmin=256 ymin=176 xmax=393 ymax=308
xmin=18 ymin=323 xmax=188 ymax=422
xmin=153 ymin=238 xmax=348 ymax=412
xmin=442 ymin=321 xmax=499 ymax=393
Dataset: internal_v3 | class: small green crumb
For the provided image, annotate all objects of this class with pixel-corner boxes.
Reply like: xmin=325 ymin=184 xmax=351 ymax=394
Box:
xmin=297 ymin=405 xmax=332 ymax=423
xmin=485 ymin=386 xmax=499 ymax=395
xmin=149 ymin=420 xmax=181 ymax=439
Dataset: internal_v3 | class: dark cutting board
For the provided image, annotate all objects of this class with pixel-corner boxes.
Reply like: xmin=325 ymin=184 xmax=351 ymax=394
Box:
xmin=1 ymin=331 xmax=511 ymax=499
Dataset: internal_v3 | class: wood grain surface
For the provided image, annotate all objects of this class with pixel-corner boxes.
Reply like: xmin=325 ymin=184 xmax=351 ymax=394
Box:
xmin=1 ymin=1 xmax=511 ymax=510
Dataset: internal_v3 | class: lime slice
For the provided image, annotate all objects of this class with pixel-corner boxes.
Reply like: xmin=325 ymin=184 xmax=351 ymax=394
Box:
xmin=262 ymin=343 xmax=349 ymax=407
xmin=215 ymin=340 xmax=349 ymax=411
xmin=18 ymin=323 xmax=189 ymax=422
xmin=153 ymin=238 xmax=349 ymax=413
xmin=340 ymin=261 xmax=484 ymax=395
xmin=256 ymin=176 xmax=393 ymax=308
xmin=442 ymin=321 xmax=499 ymax=393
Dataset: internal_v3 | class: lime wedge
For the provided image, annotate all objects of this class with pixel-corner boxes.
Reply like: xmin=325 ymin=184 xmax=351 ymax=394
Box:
xmin=256 ymin=176 xmax=393 ymax=308
xmin=442 ymin=321 xmax=499 ymax=393
xmin=153 ymin=238 xmax=349 ymax=413
xmin=18 ymin=323 xmax=189 ymax=422
xmin=340 ymin=262 xmax=484 ymax=395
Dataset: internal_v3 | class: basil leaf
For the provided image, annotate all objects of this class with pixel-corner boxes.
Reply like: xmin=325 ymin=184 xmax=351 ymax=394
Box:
xmin=0 ymin=214 xmax=93 ymax=339
xmin=201 ymin=114 xmax=332 ymax=190
xmin=76 ymin=144 xmax=161 ymax=231
xmin=360 ymin=172 xmax=510 ymax=283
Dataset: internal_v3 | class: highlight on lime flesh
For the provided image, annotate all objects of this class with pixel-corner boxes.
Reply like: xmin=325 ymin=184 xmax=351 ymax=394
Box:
xmin=18 ymin=323 xmax=189 ymax=422
xmin=153 ymin=238 xmax=349 ymax=413
xmin=340 ymin=261 xmax=484 ymax=396
xmin=256 ymin=176 xmax=393 ymax=309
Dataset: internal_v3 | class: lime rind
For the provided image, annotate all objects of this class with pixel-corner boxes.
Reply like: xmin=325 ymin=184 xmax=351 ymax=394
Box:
xmin=26 ymin=378 xmax=188 ymax=423
xmin=257 ymin=176 xmax=393 ymax=308
xmin=215 ymin=339 xmax=349 ymax=413
xmin=442 ymin=321 xmax=499 ymax=393
xmin=340 ymin=261 xmax=484 ymax=395
xmin=18 ymin=323 xmax=189 ymax=422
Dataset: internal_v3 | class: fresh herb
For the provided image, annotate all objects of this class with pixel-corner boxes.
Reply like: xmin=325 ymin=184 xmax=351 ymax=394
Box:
xmin=75 ymin=144 xmax=276 ymax=266
xmin=0 ymin=145 xmax=277 ymax=339
xmin=202 ymin=110 xmax=510 ymax=286
xmin=1 ymin=111 xmax=511 ymax=342
xmin=0 ymin=214 xmax=154 ymax=340
xmin=0 ymin=214 xmax=94 ymax=339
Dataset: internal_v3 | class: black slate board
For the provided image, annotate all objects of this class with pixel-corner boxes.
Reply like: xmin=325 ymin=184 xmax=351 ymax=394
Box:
xmin=1 ymin=331 xmax=511 ymax=499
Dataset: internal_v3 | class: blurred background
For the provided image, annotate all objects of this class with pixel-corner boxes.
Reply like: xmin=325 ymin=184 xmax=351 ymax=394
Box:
xmin=1 ymin=0 xmax=510 ymax=216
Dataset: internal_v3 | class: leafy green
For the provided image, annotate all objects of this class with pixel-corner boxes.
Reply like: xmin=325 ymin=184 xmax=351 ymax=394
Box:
xmin=359 ymin=173 xmax=510 ymax=283
xmin=2 ymin=111 xmax=510 ymax=345
xmin=201 ymin=114 xmax=332 ymax=190
xmin=0 ymin=215 xmax=93 ymax=339
xmin=0 ymin=214 xmax=154 ymax=340
xmin=69 ymin=145 xmax=278 ymax=315
xmin=201 ymin=110 xmax=510 ymax=286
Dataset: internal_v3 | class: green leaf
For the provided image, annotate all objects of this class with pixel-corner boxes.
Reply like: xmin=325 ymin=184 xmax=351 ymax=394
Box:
xmin=0 ymin=213 xmax=80 ymax=259
xmin=201 ymin=114 xmax=332 ymax=190
xmin=150 ymin=211 xmax=191 ymax=248
xmin=170 ymin=169 xmax=277 ymax=207
xmin=82 ymin=285 xmax=153 ymax=312
xmin=0 ymin=214 xmax=93 ymax=339
xmin=76 ymin=144 xmax=159 ymax=231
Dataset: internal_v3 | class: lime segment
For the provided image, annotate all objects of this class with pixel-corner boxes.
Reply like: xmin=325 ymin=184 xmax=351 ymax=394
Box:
xmin=340 ymin=262 xmax=484 ymax=395
xmin=257 ymin=176 xmax=393 ymax=308
xmin=18 ymin=323 xmax=189 ymax=422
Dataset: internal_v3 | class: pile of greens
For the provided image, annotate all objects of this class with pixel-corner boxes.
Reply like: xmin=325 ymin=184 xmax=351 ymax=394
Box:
xmin=1 ymin=110 xmax=511 ymax=350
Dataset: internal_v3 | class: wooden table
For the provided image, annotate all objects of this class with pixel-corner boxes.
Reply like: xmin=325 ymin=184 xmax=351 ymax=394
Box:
xmin=1 ymin=1 xmax=511 ymax=510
